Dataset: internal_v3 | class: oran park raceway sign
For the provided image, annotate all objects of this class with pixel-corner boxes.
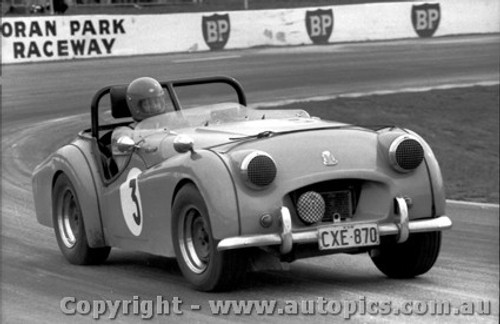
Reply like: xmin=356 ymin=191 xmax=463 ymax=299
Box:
xmin=1 ymin=17 xmax=127 ymax=62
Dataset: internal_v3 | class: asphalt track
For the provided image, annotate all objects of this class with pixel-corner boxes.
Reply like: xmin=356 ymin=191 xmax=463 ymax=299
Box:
xmin=2 ymin=34 xmax=499 ymax=323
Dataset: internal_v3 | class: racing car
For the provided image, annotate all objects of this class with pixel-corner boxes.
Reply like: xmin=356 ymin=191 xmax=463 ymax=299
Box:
xmin=32 ymin=76 xmax=452 ymax=291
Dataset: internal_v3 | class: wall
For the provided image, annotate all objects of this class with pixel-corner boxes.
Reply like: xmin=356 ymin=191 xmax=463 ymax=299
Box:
xmin=1 ymin=0 xmax=498 ymax=64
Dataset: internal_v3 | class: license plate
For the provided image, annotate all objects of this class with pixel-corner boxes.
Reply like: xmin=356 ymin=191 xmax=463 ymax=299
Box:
xmin=318 ymin=223 xmax=379 ymax=250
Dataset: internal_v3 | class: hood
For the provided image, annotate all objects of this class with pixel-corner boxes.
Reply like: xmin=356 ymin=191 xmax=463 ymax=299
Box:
xmin=222 ymin=124 xmax=381 ymax=181
xmin=141 ymin=116 xmax=383 ymax=170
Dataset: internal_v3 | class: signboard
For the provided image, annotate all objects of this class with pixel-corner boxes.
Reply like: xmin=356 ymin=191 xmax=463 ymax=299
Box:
xmin=1 ymin=17 xmax=128 ymax=61
xmin=1 ymin=1 xmax=498 ymax=64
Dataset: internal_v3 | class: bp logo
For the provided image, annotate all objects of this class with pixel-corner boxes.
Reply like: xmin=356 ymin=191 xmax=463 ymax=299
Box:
xmin=412 ymin=3 xmax=440 ymax=38
xmin=202 ymin=14 xmax=230 ymax=51
xmin=119 ymin=168 xmax=143 ymax=236
xmin=305 ymin=9 xmax=333 ymax=45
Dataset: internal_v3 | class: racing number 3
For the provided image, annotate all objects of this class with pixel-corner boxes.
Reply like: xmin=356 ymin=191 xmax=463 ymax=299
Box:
xmin=129 ymin=178 xmax=141 ymax=226
xmin=119 ymin=168 xmax=144 ymax=236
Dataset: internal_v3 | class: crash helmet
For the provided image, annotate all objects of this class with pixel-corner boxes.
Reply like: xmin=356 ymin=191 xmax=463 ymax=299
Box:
xmin=126 ymin=77 xmax=166 ymax=121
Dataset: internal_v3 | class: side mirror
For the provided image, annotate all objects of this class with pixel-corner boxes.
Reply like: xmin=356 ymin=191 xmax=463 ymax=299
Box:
xmin=116 ymin=136 xmax=137 ymax=153
xmin=173 ymin=135 xmax=194 ymax=153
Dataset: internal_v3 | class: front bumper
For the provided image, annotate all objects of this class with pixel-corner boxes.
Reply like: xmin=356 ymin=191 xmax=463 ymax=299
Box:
xmin=217 ymin=197 xmax=452 ymax=254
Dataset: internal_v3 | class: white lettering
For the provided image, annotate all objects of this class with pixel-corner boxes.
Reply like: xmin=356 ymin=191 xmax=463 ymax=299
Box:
xmin=206 ymin=21 xmax=219 ymax=43
xmin=309 ymin=16 xmax=322 ymax=36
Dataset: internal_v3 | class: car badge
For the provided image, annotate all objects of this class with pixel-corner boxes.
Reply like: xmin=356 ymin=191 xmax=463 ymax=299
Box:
xmin=322 ymin=151 xmax=338 ymax=166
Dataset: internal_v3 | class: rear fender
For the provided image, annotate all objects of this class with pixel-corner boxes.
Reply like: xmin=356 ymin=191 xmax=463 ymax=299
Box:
xmin=32 ymin=144 xmax=106 ymax=247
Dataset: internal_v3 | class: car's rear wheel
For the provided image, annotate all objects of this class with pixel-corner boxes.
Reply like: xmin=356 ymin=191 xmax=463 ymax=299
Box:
xmin=370 ymin=231 xmax=441 ymax=278
xmin=172 ymin=184 xmax=246 ymax=291
xmin=53 ymin=173 xmax=110 ymax=265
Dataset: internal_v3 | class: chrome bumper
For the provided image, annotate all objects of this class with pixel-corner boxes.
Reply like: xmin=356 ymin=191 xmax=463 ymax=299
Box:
xmin=217 ymin=197 xmax=452 ymax=253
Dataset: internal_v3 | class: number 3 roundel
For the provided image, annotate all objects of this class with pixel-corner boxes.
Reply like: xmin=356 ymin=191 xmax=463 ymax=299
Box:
xmin=119 ymin=168 xmax=144 ymax=236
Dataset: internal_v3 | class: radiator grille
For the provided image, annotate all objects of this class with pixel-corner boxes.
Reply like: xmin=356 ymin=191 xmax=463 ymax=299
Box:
xmin=322 ymin=190 xmax=353 ymax=222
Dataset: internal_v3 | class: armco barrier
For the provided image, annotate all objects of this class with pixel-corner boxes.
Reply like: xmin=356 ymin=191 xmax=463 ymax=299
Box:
xmin=1 ymin=0 xmax=498 ymax=64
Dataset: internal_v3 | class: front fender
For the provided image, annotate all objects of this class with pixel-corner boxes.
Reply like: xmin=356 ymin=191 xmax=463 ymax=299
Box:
xmin=32 ymin=143 xmax=106 ymax=247
xmin=140 ymin=149 xmax=240 ymax=245
xmin=407 ymin=130 xmax=446 ymax=217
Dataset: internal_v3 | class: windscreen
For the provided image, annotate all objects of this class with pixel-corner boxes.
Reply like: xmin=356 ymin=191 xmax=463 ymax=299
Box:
xmin=135 ymin=104 xmax=310 ymax=131
xmin=172 ymin=82 xmax=241 ymax=109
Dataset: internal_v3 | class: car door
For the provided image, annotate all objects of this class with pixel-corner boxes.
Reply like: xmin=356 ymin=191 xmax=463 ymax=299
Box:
xmin=100 ymin=151 xmax=152 ymax=251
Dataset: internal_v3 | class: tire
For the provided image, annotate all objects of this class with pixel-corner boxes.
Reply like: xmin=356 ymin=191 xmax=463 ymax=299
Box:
xmin=370 ymin=231 xmax=441 ymax=279
xmin=52 ymin=173 xmax=110 ymax=265
xmin=172 ymin=184 xmax=246 ymax=291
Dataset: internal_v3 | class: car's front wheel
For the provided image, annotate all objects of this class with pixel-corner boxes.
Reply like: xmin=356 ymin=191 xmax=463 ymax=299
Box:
xmin=52 ymin=173 xmax=110 ymax=265
xmin=172 ymin=184 xmax=246 ymax=291
xmin=370 ymin=231 xmax=441 ymax=278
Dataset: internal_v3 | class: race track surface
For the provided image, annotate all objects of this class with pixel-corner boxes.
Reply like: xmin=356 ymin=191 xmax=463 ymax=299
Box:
xmin=2 ymin=35 xmax=499 ymax=323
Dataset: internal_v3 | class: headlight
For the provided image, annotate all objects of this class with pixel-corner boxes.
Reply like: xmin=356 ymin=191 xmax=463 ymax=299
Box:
xmin=388 ymin=135 xmax=424 ymax=173
xmin=240 ymin=151 xmax=277 ymax=188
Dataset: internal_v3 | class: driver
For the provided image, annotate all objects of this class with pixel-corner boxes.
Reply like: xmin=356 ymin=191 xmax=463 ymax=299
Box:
xmin=126 ymin=76 xmax=167 ymax=121
xmin=111 ymin=77 xmax=167 ymax=171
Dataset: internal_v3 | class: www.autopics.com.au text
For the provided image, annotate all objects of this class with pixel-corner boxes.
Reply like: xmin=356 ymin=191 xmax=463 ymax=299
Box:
xmin=60 ymin=296 xmax=492 ymax=320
